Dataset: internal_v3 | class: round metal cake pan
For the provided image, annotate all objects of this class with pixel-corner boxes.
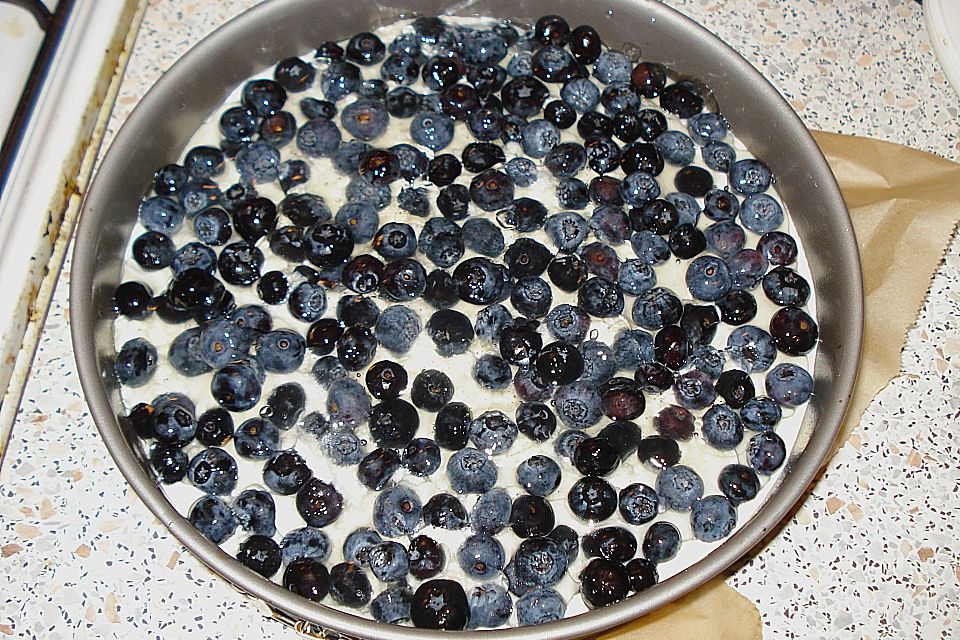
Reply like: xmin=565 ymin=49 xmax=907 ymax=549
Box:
xmin=70 ymin=0 xmax=863 ymax=638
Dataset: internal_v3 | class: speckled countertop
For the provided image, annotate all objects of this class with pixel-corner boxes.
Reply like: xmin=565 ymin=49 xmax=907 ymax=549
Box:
xmin=2 ymin=1 xmax=959 ymax=638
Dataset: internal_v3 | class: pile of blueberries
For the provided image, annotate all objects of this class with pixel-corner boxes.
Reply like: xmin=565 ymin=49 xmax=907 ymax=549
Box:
xmin=111 ymin=13 xmax=819 ymax=630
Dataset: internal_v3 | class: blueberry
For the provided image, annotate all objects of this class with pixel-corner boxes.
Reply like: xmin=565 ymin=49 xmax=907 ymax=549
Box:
xmin=426 ymin=309 xmax=474 ymax=356
xmin=557 ymin=177 xmax=590 ymax=209
xmin=167 ymin=327 xmax=209 ymax=377
xmin=593 ymin=50 xmax=631 ymax=84
xmin=614 ymin=482 xmax=658 ymax=525
xmin=739 ymin=193 xmax=784 ymax=235
xmin=573 ymin=436 xmax=620 ymax=477
xmin=192 ymin=207 xmax=232 ymax=246
xmin=399 ymin=438 xmax=440 ymax=477
xmin=447 ymin=448 xmax=497 ymax=494
xmin=762 ymin=266 xmax=811 ymax=307
xmin=544 ymin=99 xmax=576 ymax=129
xmin=717 ymin=289 xmax=757 ymax=326
xmin=630 ymin=230 xmax=670 ymax=266
xmin=637 ymin=436 xmax=681 ymax=471
xmin=626 ymin=557 xmax=659 ymax=593
xmin=510 ymin=401 xmax=556 ymax=443
xmin=149 ymin=444 xmax=188 ymax=484
xmin=545 ymin=211 xmax=589 ymax=253
xmin=356 ymin=448 xmax=401 ymax=491
xmin=371 ymin=586 xmax=413 ymax=624
xmin=419 ymin=217 xmax=464 ymax=267
xmin=231 ymin=418 xmax=278 ymax=460
xmin=236 ymin=140 xmax=281 ymax=184
xmin=514 ymin=366 xmax=555 ymax=402
xmin=369 ymin=397 xmax=419 ymax=447
xmin=512 ymin=535 xmax=567 ymax=591
xmin=468 ymin=410 xmax=518 ymax=455
xmin=700 ymin=404 xmax=744 ymax=450
xmin=422 ymin=493 xmax=469 ymax=530
xmin=335 ymin=201 xmax=379 ymax=245
xmin=568 ymin=476 xmax=617 ymax=521
xmin=716 ymin=369 xmax=756 ymax=409
xmin=704 ymin=220 xmax=747 ymax=259
xmin=236 ymin=535 xmax=282 ymax=578
xmin=659 ymin=81 xmax=704 ymax=118
xmin=456 ymin=533 xmax=505 ymax=580
xmin=501 ymin=76 xmax=549 ymax=117
xmin=616 ymin=259 xmax=656 ymax=297
xmin=262 ymin=449 xmax=312 ymax=495
xmin=369 ymin=541 xmax=410 ymax=582
xmin=410 ymin=113 xmax=455 ymax=151
xmin=311 ymin=355 xmax=347 ymax=389
xmin=729 ymin=158 xmax=772 ymax=195
xmin=579 ymin=558 xmax=631 ymax=609
xmin=411 ymin=579 xmax=469 ymax=630
xmin=577 ymin=277 xmax=624 ymax=318
xmin=461 ymin=218 xmax=505 ymax=258
xmin=611 ymin=328 xmax=654 ymax=370
xmin=632 ymin=287 xmax=683 ymax=330
xmin=590 ymin=206 xmax=631 ymax=246
xmin=218 ymin=242 xmax=264 ymax=286
xmin=296 ymin=478 xmax=344 ymax=528
xmin=220 ymin=106 xmax=258 ymax=141
xmin=496 ymin=196 xmax=548 ymax=231
xmin=466 ymin=584 xmax=512 ymax=629
xmin=544 ymin=141 xmax=587 ymax=178
xmin=325 ymin=377 xmax=371 ymax=430
xmin=757 ymin=231 xmax=798 ymax=266
xmin=396 ymin=187 xmax=429 ymax=217
xmin=375 ymin=305 xmax=421 ymax=354
xmin=516 ymin=588 xmax=566 ymax=626
xmin=740 ymin=396 xmax=782 ymax=431
xmin=468 ymin=488 xmax=510 ymax=535
xmin=510 ymin=276 xmax=552 ymax=319
xmin=197 ymin=317 xmax=250 ymax=369
xmin=131 ymin=230 xmax=174 ymax=270
xmin=283 ymin=557 xmax=331 ymax=602
xmin=184 ymin=146 xmax=224 ymax=180
xmin=437 ymin=183 xmax=471 ymax=220
xmin=582 ymin=526 xmax=638 ymax=564
xmin=329 ymin=562 xmax=373 ymax=608
xmin=521 ymin=119 xmax=560 ymax=159
xmin=378 ymin=52 xmax=419 ymax=84
xmin=335 ymin=325 xmax=377 ymax=371
xmin=688 ymin=345 xmax=725 ymax=380
xmin=727 ymin=325 xmax=777 ymax=372
xmin=296 ymin=117 xmax=342 ymax=158
xmin=579 ymin=340 xmax=617 ymax=385
xmin=472 ymin=355 xmax=512 ymax=390
xmin=655 ymin=130 xmax=696 ymax=165
xmin=138 ymin=196 xmax=185 ymax=234
xmin=769 ymin=305 xmax=819 ymax=357
xmin=691 ymin=495 xmax=737 ymax=543
xmin=642 ymin=521 xmax=681 ymax=563
xmin=343 ymin=528 xmax=383 ymax=566
xmin=517 ymin=455 xmax=562 ymax=497
xmin=187 ymin=447 xmax=238 ymax=495
xmin=507 ymin=51 xmax=534 ymax=77
xmin=766 ymin=363 xmax=813 ymax=407
xmin=235 ymin=489 xmax=277 ymax=537
xmin=545 ymin=304 xmax=590 ymax=344
xmin=188 ymin=495 xmax=238 ymax=543
xmin=702 ymin=140 xmax=736 ymax=172
xmin=673 ymin=369 xmax=717 ymax=410
xmin=253 ymin=329 xmax=304 ymax=373
xmin=656 ymin=465 xmax=704 ymax=511
xmin=718 ymin=464 xmax=761 ymax=506
xmin=469 ymin=168 xmax=515 ymax=212
xmin=686 ymin=255 xmax=733 ymax=302
xmin=553 ymin=381 xmax=602 ymax=429
xmin=115 ymin=338 xmax=158 ymax=387
xmin=153 ymin=163 xmax=188 ymax=196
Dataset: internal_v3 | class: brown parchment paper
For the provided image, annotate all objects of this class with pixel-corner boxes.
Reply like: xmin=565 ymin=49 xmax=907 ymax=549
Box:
xmin=598 ymin=131 xmax=960 ymax=640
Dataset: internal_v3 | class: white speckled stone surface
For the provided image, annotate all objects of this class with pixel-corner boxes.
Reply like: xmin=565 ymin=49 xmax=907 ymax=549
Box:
xmin=2 ymin=1 xmax=959 ymax=638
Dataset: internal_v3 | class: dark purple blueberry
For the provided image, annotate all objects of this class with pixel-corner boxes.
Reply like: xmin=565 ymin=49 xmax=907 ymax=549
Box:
xmin=769 ymin=305 xmax=818 ymax=355
xmin=548 ymin=255 xmax=588 ymax=292
xmin=757 ymin=231 xmax=798 ymax=266
xmin=620 ymin=142 xmax=664 ymax=176
xmin=369 ymin=398 xmax=420 ymax=447
xmin=717 ymin=289 xmax=758 ymax=325
xmin=434 ymin=402 xmax=472 ymax=451
xmin=573 ymin=437 xmax=620 ymax=477
xmin=715 ymin=369 xmax=756 ymax=409
xmin=511 ymin=495 xmax=555 ymax=538
xmin=598 ymin=378 xmax=645 ymax=421
xmin=411 ymin=579 xmax=469 ymax=630
xmin=535 ymin=341 xmax=584 ymax=385
xmin=365 ymin=360 xmax=408 ymax=399
xmin=637 ymin=435 xmax=681 ymax=470
xmin=500 ymin=76 xmax=549 ymax=117
xmin=408 ymin=535 xmax=446 ymax=580
xmin=296 ymin=478 xmax=343 ymax=527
